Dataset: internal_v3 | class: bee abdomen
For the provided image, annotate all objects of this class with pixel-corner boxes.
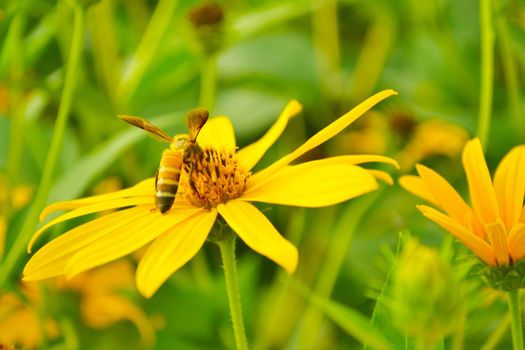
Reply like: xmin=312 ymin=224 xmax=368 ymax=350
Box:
xmin=156 ymin=150 xmax=183 ymax=213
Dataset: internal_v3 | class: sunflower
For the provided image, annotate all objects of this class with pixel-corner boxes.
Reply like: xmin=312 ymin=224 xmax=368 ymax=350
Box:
xmin=400 ymin=138 xmax=525 ymax=267
xmin=24 ymin=90 xmax=397 ymax=297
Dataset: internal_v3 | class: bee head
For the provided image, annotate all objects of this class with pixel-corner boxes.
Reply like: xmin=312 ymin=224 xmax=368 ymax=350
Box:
xmin=172 ymin=134 xmax=189 ymax=150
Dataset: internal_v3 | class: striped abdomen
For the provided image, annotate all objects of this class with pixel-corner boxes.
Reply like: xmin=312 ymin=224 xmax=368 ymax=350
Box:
xmin=156 ymin=148 xmax=183 ymax=213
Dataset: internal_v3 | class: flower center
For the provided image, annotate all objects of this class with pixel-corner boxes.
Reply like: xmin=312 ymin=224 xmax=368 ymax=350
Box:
xmin=180 ymin=147 xmax=248 ymax=208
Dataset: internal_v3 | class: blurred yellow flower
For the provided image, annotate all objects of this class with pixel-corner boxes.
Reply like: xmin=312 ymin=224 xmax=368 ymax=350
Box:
xmin=67 ymin=260 xmax=157 ymax=346
xmin=332 ymin=111 xmax=389 ymax=155
xmin=0 ymin=283 xmax=58 ymax=349
xmin=400 ymin=138 xmax=525 ymax=267
xmin=396 ymin=119 xmax=469 ymax=171
xmin=24 ymin=90 xmax=397 ymax=297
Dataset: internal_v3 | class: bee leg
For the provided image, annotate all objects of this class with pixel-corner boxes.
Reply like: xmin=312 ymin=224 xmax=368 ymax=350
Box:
xmin=187 ymin=163 xmax=201 ymax=199
xmin=153 ymin=170 xmax=161 ymax=213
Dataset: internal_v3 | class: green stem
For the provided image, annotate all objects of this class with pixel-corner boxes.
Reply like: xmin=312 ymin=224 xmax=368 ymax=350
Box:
xmin=416 ymin=337 xmax=436 ymax=350
xmin=199 ymin=53 xmax=217 ymax=111
xmin=5 ymin=13 xmax=25 ymax=184
xmin=116 ymin=0 xmax=178 ymax=107
xmin=2 ymin=11 xmax=25 ymax=248
xmin=0 ymin=4 xmax=85 ymax=287
xmin=451 ymin=307 xmax=467 ymax=350
xmin=311 ymin=0 xmax=341 ymax=104
xmin=478 ymin=0 xmax=494 ymax=149
xmin=346 ymin=7 xmax=394 ymax=104
xmin=508 ymin=290 xmax=524 ymax=350
xmin=480 ymin=312 xmax=510 ymax=350
xmin=218 ymin=233 xmax=249 ymax=350
xmin=494 ymin=4 xmax=525 ymax=141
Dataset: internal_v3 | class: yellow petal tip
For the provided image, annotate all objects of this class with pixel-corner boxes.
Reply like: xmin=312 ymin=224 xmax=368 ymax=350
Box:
xmin=283 ymin=247 xmax=299 ymax=275
xmin=286 ymin=99 xmax=303 ymax=118
xmin=415 ymin=204 xmax=428 ymax=213
xmin=383 ymin=89 xmax=398 ymax=96
xmin=137 ymin=283 xmax=155 ymax=299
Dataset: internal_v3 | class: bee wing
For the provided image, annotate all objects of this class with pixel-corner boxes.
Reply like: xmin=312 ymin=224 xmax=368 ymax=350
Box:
xmin=119 ymin=115 xmax=173 ymax=143
xmin=186 ymin=108 xmax=209 ymax=141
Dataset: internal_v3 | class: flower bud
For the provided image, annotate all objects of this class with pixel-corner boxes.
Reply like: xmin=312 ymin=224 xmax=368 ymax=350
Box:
xmin=389 ymin=240 xmax=464 ymax=341
xmin=187 ymin=2 xmax=224 ymax=56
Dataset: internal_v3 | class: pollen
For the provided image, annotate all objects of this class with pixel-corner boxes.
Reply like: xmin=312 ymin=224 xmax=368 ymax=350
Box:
xmin=179 ymin=148 xmax=248 ymax=208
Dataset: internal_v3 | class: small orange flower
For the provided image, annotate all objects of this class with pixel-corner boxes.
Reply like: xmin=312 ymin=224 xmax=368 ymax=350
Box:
xmin=400 ymin=138 xmax=525 ymax=267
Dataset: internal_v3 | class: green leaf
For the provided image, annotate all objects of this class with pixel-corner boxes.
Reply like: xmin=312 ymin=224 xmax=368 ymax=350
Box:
xmin=365 ymin=236 xmax=415 ymax=350
xmin=227 ymin=1 xmax=312 ymax=43
xmin=365 ymin=235 xmax=446 ymax=350
xmin=290 ymin=278 xmax=391 ymax=350
xmin=311 ymin=294 xmax=392 ymax=350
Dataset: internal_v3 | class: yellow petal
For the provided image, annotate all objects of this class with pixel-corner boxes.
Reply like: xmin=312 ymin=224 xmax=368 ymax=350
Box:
xmin=493 ymin=146 xmax=525 ymax=230
xmin=236 ymin=100 xmax=302 ymax=171
xmin=65 ymin=207 xmax=204 ymax=278
xmin=507 ymin=223 xmax=525 ymax=262
xmin=366 ymin=170 xmax=394 ymax=185
xmin=485 ymin=220 xmax=509 ymax=266
xmin=330 ymin=154 xmax=399 ymax=168
xmin=197 ymin=116 xmax=236 ymax=150
xmin=29 ymin=198 xmax=155 ymax=252
xmin=463 ymin=210 xmax=487 ymax=239
xmin=243 ymin=161 xmax=378 ymax=207
xmin=249 ymin=154 xmax=396 ymax=191
xmin=253 ymin=90 xmax=397 ymax=179
xmin=462 ymin=138 xmax=499 ymax=224
xmin=24 ymin=207 xmax=149 ymax=280
xmin=417 ymin=205 xmax=497 ymax=266
xmin=416 ymin=164 xmax=471 ymax=224
xmin=136 ymin=209 xmax=217 ymax=298
xmin=217 ymin=200 xmax=298 ymax=273
xmin=40 ymin=178 xmax=155 ymax=220
xmin=398 ymin=175 xmax=438 ymax=206
xmin=81 ymin=294 xmax=155 ymax=346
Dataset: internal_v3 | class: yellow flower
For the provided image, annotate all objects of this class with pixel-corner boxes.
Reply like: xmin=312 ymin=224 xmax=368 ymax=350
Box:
xmin=0 ymin=283 xmax=59 ymax=349
xmin=396 ymin=119 xmax=469 ymax=171
xmin=67 ymin=260 xmax=156 ymax=346
xmin=400 ymin=138 xmax=525 ymax=267
xmin=24 ymin=90 xmax=397 ymax=297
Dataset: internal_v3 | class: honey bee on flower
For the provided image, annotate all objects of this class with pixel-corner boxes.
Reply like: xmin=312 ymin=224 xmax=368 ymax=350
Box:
xmin=24 ymin=90 xmax=398 ymax=298
xmin=119 ymin=108 xmax=209 ymax=213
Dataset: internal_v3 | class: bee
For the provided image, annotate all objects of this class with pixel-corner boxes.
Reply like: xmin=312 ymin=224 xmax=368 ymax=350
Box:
xmin=119 ymin=108 xmax=209 ymax=214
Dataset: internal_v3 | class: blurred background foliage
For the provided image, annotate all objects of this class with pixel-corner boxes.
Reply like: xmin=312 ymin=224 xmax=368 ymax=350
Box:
xmin=0 ymin=0 xmax=524 ymax=349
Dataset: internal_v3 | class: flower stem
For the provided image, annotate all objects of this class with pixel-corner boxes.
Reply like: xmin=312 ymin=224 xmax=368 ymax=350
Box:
xmin=508 ymin=290 xmax=524 ymax=350
xmin=199 ymin=53 xmax=217 ymax=111
xmin=494 ymin=3 xmax=525 ymax=141
xmin=0 ymin=3 xmax=85 ymax=287
xmin=3 ymin=10 xmax=26 ymax=254
xmin=311 ymin=0 xmax=341 ymax=103
xmin=218 ymin=232 xmax=248 ymax=350
xmin=477 ymin=0 xmax=494 ymax=149
xmin=116 ymin=0 xmax=178 ymax=107
xmin=416 ymin=337 xmax=436 ymax=350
